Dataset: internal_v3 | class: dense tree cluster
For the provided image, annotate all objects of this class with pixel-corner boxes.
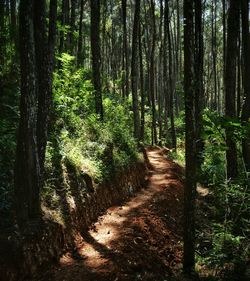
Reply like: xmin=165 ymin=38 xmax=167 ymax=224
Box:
xmin=0 ymin=0 xmax=249 ymax=277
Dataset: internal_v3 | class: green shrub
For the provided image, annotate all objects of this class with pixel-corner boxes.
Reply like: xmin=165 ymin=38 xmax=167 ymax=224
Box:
xmin=48 ymin=54 xmax=139 ymax=185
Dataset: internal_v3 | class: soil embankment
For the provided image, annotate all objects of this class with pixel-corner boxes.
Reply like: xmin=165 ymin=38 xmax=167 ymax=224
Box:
xmin=1 ymin=157 xmax=145 ymax=281
xmin=38 ymin=147 xmax=184 ymax=281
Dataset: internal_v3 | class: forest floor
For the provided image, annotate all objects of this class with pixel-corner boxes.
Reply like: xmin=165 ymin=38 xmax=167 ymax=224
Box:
xmin=38 ymin=147 xmax=186 ymax=281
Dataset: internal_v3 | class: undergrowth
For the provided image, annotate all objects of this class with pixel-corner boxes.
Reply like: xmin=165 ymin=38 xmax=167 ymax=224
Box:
xmin=0 ymin=53 xmax=141 ymax=222
xmin=173 ymin=109 xmax=250 ymax=280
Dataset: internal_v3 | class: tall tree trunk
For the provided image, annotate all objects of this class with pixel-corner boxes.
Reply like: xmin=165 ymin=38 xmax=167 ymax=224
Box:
xmin=34 ymin=0 xmax=57 ymax=176
xmin=77 ymin=0 xmax=84 ymax=66
xmin=59 ymin=0 xmax=65 ymax=53
xmin=69 ymin=0 xmax=77 ymax=54
xmin=158 ymin=0 xmax=164 ymax=144
xmin=222 ymin=0 xmax=226 ymax=108
xmin=195 ymin=0 xmax=204 ymax=171
xmin=183 ymin=0 xmax=197 ymax=274
xmin=139 ymin=23 xmax=145 ymax=141
xmin=176 ymin=0 xmax=181 ymax=80
xmin=150 ymin=0 xmax=157 ymax=145
xmin=34 ymin=0 xmax=49 ymax=172
xmin=59 ymin=0 xmax=70 ymax=53
xmin=48 ymin=0 xmax=58 ymax=59
xmin=131 ymin=0 xmax=141 ymax=140
xmin=237 ymin=37 xmax=242 ymax=118
xmin=225 ymin=0 xmax=240 ymax=179
xmin=241 ymin=0 xmax=250 ymax=172
xmin=91 ymin=0 xmax=103 ymax=119
xmin=14 ymin=0 xmax=41 ymax=225
xmin=0 ymin=0 xmax=5 ymax=84
xmin=212 ymin=0 xmax=217 ymax=111
xmin=47 ymin=0 xmax=58 ymax=124
xmin=163 ymin=0 xmax=169 ymax=142
xmin=65 ymin=0 xmax=70 ymax=50
xmin=166 ymin=0 xmax=176 ymax=150
xmin=10 ymin=0 xmax=17 ymax=45
xmin=122 ymin=0 xmax=129 ymax=98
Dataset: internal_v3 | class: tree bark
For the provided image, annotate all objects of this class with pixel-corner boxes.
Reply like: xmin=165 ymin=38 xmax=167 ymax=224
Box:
xmin=77 ymin=0 xmax=85 ymax=66
xmin=211 ymin=0 xmax=217 ymax=110
xmin=150 ymin=0 xmax=157 ymax=145
xmin=34 ymin=0 xmax=57 ymax=177
xmin=91 ymin=0 xmax=103 ymax=119
xmin=34 ymin=0 xmax=49 ymax=171
xmin=225 ymin=0 xmax=240 ymax=179
xmin=195 ymin=0 xmax=204 ymax=171
xmin=0 ymin=0 xmax=5 ymax=82
xmin=183 ymin=0 xmax=197 ymax=274
xmin=14 ymin=0 xmax=41 ymax=225
xmin=10 ymin=0 xmax=17 ymax=45
xmin=131 ymin=0 xmax=141 ymax=140
xmin=163 ymin=0 xmax=169 ymax=142
xmin=241 ymin=0 xmax=250 ymax=172
xmin=59 ymin=0 xmax=70 ymax=53
xmin=69 ymin=0 xmax=77 ymax=54
xmin=222 ymin=0 xmax=226 ymax=108
xmin=122 ymin=0 xmax=129 ymax=98
xmin=166 ymin=0 xmax=176 ymax=150
xmin=139 ymin=23 xmax=145 ymax=141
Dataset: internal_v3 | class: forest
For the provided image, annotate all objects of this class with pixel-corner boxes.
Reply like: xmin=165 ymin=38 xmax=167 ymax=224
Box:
xmin=0 ymin=0 xmax=249 ymax=280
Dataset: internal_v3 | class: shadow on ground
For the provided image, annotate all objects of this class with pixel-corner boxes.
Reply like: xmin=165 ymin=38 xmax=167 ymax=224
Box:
xmin=38 ymin=147 xmax=184 ymax=281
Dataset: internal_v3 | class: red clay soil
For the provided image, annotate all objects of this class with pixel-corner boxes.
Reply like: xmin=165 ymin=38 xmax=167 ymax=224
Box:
xmin=38 ymin=147 xmax=184 ymax=281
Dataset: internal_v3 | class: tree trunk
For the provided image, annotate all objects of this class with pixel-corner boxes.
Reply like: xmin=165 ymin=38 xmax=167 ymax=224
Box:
xmin=225 ymin=0 xmax=240 ymax=179
xmin=195 ymin=0 xmax=204 ymax=171
xmin=150 ymin=0 xmax=157 ymax=145
xmin=59 ymin=0 xmax=70 ymax=53
xmin=158 ymin=0 xmax=163 ymax=144
xmin=139 ymin=23 xmax=145 ymax=141
xmin=69 ymin=0 xmax=77 ymax=54
xmin=0 ymin=0 xmax=5 ymax=82
xmin=241 ymin=0 xmax=250 ymax=172
xmin=183 ymin=0 xmax=197 ymax=274
xmin=77 ymin=0 xmax=84 ymax=66
xmin=131 ymin=0 xmax=141 ymax=140
xmin=211 ymin=0 xmax=217 ymax=110
xmin=48 ymin=0 xmax=58 ymax=60
xmin=122 ymin=0 xmax=129 ymax=98
xmin=14 ymin=0 xmax=41 ymax=225
xmin=222 ymin=0 xmax=226 ymax=109
xmin=91 ymin=0 xmax=103 ymax=119
xmin=237 ymin=37 xmax=241 ymax=118
xmin=34 ymin=0 xmax=57 ymax=177
xmin=166 ymin=0 xmax=176 ymax=150
xmin=163 ymin=0 xmax=169 ymax=142
xmin=10 ymin=0 xmax=17 ymax=45
xmin=59 ymin=0 xmax=65 ymax=53
xmin=34 ymin=0 xmax=49 ymax=172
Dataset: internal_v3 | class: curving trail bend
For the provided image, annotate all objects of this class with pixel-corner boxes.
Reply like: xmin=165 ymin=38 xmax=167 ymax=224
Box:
xmin=39 ymin=147 xmax=184 ymax=281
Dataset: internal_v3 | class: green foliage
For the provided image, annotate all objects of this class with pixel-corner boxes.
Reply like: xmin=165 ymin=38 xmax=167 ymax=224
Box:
xmin=195 ymin=110 xmax=250 ymax=275
xmin=201 ymin=111 xmax=226 ymax=184
xmin=171 ymin=109 xmax=250 ymax=276
xmin=50 ymin=54 xmax=139 ymax=183
xmin=53 ymin=53 xmax=95 ymax=130
xmin=201 ymin=223 xmax=248 ymax=269
xmin=174 ymin=110 xmax=185 ymax=136
xmin=201 ymin=110 xmax=250 ymax=184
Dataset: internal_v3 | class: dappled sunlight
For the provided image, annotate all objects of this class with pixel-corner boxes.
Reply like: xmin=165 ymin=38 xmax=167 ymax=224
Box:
xmin=50 ymin=147 xmax=184 ymax=280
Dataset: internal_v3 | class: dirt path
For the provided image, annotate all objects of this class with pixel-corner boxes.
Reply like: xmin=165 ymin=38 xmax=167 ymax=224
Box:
xmin=39 ymin=147 xmax=184 ymax=281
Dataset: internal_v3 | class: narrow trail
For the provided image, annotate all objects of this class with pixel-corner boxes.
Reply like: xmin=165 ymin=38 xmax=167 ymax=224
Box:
xmin=39 ymin=147 xmax=184 ymax=281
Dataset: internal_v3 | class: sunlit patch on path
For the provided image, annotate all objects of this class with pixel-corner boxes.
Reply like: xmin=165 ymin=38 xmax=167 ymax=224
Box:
xmin=39 ymin=147 xmax=184 ymax=281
